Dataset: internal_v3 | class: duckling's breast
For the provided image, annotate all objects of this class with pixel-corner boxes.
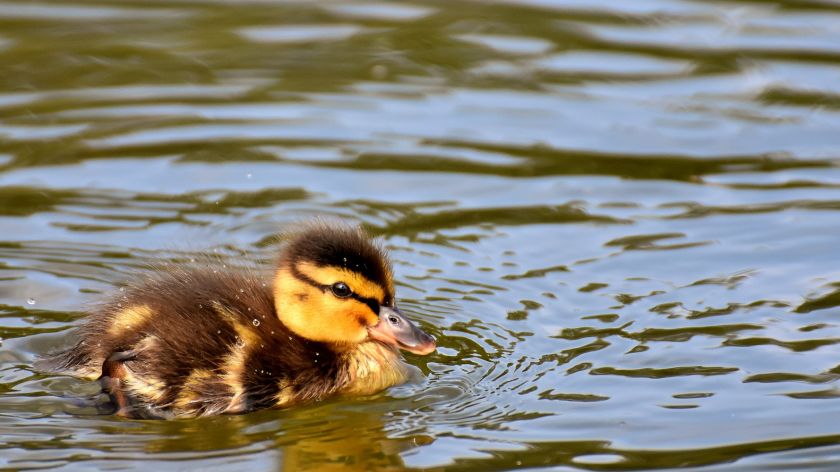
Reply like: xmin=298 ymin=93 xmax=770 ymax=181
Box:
xmin=340 ymin=342 xmax=411 ymax=396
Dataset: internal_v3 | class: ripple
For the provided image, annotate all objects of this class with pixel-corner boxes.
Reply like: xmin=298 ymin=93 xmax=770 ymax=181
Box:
xmin=587 ymin=14 xmax=840 ymax=54
xmin=0 ymin=2 xmax=184 ymax=21
xmin=724 ymin=337 xmax=840 ymax=352
xmin=322 ymin=3 xmax=435 ymax=21
xmin=784 ymin=389 xmax=840 ymax=400
xmin=51 ymin=103 xmax=315 ymax=121
xmin=0 ymin=84 xmax=255 ymax=116
xmin=795 ymin=283 xmax=840 ymax=313
xmin=605 ymin=232 xmax=711 ymax=251
xmin=590 ymin=366 xmax=739 ymax=378
xmin=84 ymin=124 xmax=368 ymax=149
xmin=238 ymin=24 xmax=366 ymax=44
xmin=501 ymin=264 xmax=569 ymax=280
xmin=744 ymin=372 xmax=840 ymax=384
xmin=538 ymin=390 xmax=609 ymax=402
xmin=455 ymin=34 xmax=554 ymax=56
xmin=760 ymin=87 xmax=840 ymax=110
xmin=380 ymin=205 xmax=629 ymax=236
xmin=0 ymin=124 xmax=87 ymax=141
xmin=533 ymin=51 xmax=692 ymax=77
xmin=572 ymin=453 xmax=626 ymax=465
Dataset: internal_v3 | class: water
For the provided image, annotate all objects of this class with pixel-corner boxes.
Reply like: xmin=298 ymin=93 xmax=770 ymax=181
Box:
xmin=2 ymin=0 xmax=840 ymax=469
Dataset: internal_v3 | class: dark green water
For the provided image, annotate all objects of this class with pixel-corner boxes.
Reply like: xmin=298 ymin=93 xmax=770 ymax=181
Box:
xmin=2 ymin=0 xmax=840 ymax=469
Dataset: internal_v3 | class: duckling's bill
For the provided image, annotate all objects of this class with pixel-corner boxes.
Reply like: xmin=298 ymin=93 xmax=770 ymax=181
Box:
xmin=368 ymin=307 xmax=436 ymax=355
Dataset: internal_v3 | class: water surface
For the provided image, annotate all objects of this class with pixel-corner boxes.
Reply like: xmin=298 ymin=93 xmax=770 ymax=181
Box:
xmin=2 ymin=0 xmax=840 ymax=470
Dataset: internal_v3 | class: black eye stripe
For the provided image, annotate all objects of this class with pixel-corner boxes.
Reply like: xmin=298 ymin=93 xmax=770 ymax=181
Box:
xmin=291 ymin=265 xmax=381 ymax=313
xmin=290 ymin=264 xmax=322 ymax=290
xmin=351 ymin=294 xmax=380 ymax=314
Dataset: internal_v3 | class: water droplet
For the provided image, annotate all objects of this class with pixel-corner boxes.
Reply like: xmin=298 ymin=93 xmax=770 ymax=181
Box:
xmin=119 ymin=287 xmax=125 ymax=292
xmin=288 ymin=336 xmax=293 ymax=341
xmin=117 ymin=303 xmax=122 ymax=308
xmin=252 ymin=319 xmax=260 ymax=327
xmin=315 ymin=351 xmax=320 ymax=356
xmin=217 ymin=330 xmax=221 ymax=334
xmin=270 ymin=330 xmax=275 ymax=335
xmin=246 ymin=173 xmax=253 ymax=179
xmin=199 ymin=304 xmax=203 ymax=309
xmin=371 ymin=64 xmax=388 ymax=80
xmin=239 ymin=288 xmax=244 ymax=293
xmin=26 ymin=298 xmax=35 ymax=305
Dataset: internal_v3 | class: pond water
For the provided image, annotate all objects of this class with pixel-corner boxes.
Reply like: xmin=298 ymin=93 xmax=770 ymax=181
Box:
xmin=2 ymin=0 xmax=840 ymax=469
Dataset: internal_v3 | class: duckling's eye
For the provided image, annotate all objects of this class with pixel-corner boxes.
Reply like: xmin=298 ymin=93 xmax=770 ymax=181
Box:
xmin=388 ymin=315 xmax=400 ymax=326
xmin=331 ymin=282 xmax=352 ymax=298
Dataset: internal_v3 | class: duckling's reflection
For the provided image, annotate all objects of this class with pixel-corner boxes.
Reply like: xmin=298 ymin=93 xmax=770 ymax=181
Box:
xmin=133 ymin=400 xmax=432 ymax=471
xmin=278 ymin=405 xmax=431 ymax=471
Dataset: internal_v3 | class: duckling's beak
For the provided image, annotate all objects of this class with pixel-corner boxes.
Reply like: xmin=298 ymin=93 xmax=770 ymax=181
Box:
xmin=368 ymin=306 xmax=436 ymax=355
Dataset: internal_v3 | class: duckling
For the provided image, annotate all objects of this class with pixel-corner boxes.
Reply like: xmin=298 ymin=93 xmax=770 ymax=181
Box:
xmin=43 ymin=221 xmax=436 ymax=419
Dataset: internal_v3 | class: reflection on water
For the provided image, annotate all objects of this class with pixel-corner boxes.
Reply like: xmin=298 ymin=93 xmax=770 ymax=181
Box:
xmin=2 ymin=0 xmax=840 ymax=469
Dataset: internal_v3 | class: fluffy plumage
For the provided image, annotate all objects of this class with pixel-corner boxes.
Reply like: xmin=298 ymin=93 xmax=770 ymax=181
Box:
xmin=41 ymin=222 xmax=435 ymax=419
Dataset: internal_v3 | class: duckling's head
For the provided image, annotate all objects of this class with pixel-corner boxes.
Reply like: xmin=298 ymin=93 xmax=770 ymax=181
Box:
xmin=273 ymin=222 xmax=435 ymax=355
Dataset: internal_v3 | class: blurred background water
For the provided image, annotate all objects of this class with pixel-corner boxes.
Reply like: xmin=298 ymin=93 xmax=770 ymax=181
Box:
xmin=2 ymin=0 xmax=840 ymax=470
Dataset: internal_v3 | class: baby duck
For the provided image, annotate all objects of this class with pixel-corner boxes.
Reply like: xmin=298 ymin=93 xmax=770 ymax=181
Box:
xmin=45 ymin=222 xmax=436 ymax=419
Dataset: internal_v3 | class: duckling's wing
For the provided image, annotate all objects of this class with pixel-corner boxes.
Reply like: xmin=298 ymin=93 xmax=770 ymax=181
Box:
xmin=100 ymin=334 xmax=240 ymax=418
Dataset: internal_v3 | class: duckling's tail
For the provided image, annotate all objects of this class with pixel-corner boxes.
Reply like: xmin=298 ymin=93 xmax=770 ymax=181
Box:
xmin=34 ymin=341 xmax=102 ymax=380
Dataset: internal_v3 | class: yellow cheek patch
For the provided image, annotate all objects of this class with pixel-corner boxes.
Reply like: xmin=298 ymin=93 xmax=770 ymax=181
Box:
xmin=321 ymin=296 xmax=379 ymax=330
xmin=274 ymin=267 xmax=371 ymax=344
xmin=296 ymin=262 xmax=387 ymax=302
xmin=349 ymin=303 xmax=378 ymax=328
xmin=108 ymin=305 xmax=153 ymax=337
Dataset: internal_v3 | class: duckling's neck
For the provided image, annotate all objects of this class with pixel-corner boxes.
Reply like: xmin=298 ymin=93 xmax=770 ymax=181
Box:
xmin=337 ymin=342 xmax=410 ymax=396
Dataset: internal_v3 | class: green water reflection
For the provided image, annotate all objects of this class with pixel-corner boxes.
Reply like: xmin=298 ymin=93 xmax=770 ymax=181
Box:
xmin=2 ymin=0 xmax=840 ymax=470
